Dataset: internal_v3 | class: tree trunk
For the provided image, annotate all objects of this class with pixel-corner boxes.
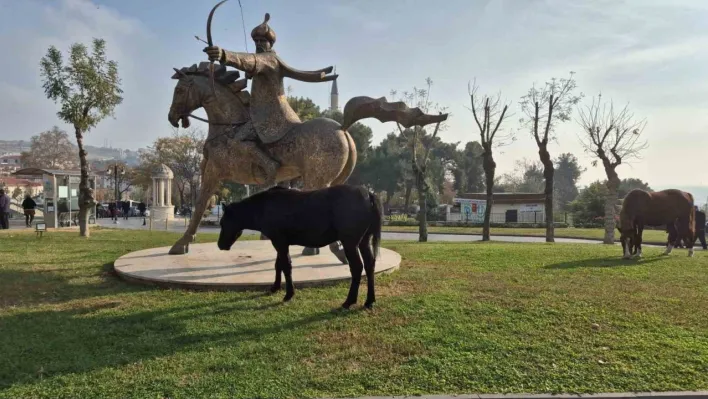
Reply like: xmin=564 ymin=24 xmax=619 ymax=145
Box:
xmin=74 ymin=127 xmax=93 ymax=237
xmin=482 ymin=147 xmax=496 ymax=241
xmin=603 ymin=174 xmax=620 ymax=244
xmin=403 ymin=180 xmax=413 ymax=215
xmin=384 ymin=190 xmax=393 ymax=214
xmin=538 ymin=143 xmax=555 ymax=243
xmin=416 ymin=169 xmax=428 ymax=242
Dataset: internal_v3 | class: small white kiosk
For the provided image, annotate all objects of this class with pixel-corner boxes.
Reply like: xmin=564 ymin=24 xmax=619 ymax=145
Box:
xmin=13 ymin=168 xmax=97 ymax=228
xmin=150 ymin=164 xmax=175 ymax=222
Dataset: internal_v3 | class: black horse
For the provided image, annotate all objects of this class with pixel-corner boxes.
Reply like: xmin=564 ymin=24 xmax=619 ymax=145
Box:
xmin=218 ymin=185 xmax=383 ymax=309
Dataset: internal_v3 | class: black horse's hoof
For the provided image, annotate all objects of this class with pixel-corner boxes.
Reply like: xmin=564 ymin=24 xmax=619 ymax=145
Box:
xmin=364 ymin=301 xmax=375 ymax=310
xmin=341 ymin=301 xmax=355 ymax=309
xmin=283 ymin=293 xmax=294 ymax=302
xmin=269 ymin=285 xmax=281 ymax=294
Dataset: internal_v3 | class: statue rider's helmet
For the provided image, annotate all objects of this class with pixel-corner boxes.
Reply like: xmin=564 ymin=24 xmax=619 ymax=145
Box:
xmin=251 ymin=13 xmax=276 ymax=53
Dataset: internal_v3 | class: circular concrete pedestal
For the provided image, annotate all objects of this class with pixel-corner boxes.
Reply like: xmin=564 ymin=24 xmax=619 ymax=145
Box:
xmin=114 ymin=241 xmax=401 ymax=290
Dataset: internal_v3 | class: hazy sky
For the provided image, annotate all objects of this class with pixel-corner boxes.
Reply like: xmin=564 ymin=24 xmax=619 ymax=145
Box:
xmin=1 ymin=0 xmax=707 ymax=189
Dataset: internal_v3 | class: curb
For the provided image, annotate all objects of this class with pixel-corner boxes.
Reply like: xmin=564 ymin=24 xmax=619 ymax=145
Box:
xmin=325 ymin=391 xmax=708 ymax=399
xmin=381 ymin=229 xmax=667 ymax=246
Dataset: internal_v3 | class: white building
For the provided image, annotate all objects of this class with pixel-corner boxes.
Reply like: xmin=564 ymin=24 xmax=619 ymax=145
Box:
xmin=451 ymin=193 xmax=547 ymax=224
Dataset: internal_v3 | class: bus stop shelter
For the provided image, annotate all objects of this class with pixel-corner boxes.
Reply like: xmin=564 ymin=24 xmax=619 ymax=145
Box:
xmin=13 ymin=168 xmax=97 ymax=228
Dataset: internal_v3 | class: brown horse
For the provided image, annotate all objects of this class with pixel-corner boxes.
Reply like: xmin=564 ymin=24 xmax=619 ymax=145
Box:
xmin=617 ymin=189 xmax=695 ymax=259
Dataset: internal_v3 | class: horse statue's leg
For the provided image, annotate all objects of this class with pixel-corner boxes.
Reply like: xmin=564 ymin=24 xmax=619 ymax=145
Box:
xmin=169 ymin=160 xmax=220 ymax=255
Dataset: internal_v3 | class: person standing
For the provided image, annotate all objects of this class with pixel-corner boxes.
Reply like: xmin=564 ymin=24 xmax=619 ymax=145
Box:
xmin=694 ymin=207 xmax=707 ymax=249
xmin=138 ymin=201 xmax=146 ymax=217
xmin=0 ymin=189 xmax=10 ymax=229
xmin=122 ymin=201 xmax=130 ymax=220
xmin=22 ymin=194 xmax=37 ymax=227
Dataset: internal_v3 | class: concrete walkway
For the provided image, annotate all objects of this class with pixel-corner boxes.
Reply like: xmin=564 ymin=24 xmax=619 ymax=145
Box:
xmin=95 ymin=218 xmax=606 ymax=245
xmin=322 ymin=392 xmax=708 ymax=399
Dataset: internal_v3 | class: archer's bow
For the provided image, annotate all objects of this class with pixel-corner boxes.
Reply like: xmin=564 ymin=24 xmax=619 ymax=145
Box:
xmin=207 ymin=0 xmax=229 ymax=98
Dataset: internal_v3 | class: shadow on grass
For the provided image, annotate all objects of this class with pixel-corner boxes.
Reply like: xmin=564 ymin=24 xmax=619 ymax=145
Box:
xmin=0 ymin=298 xmax=350 ymax=389
xmin=543 ymin=255 xmax=665 ymax=269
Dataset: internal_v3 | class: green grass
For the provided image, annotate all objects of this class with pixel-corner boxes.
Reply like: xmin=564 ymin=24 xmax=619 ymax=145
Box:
xmin=383 ymin=225 xmax=669 ymax=243
xmin=1 ymin=230 xmax=706 ymax=398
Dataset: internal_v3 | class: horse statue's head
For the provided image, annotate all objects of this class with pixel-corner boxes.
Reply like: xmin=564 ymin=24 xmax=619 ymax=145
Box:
xmin=168 ymin=62 xmax=247 ymax=128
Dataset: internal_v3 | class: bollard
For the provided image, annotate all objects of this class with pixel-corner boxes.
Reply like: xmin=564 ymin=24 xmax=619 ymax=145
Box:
xmin=149 ymin=214 xmax=153 ymax=231
xmin=165 ymin=217 xmax=168 ymax=230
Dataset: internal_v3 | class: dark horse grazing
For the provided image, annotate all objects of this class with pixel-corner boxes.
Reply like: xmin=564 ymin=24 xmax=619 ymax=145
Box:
xmin=218 ymin=185 xmax=383 ymax=309
xmin=617 ymin=188 xmax=695 ymax=259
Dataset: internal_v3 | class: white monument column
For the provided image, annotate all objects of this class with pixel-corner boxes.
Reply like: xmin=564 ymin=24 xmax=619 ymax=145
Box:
xmin=151 ymin=164 xmax=175 ymax=222
xmin=152 ymin=178 xmax=157 ymax=206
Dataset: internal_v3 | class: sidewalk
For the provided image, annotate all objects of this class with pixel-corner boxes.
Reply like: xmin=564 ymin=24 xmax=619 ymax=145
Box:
xmin=323 ymin=392 xmax=708 ymax=399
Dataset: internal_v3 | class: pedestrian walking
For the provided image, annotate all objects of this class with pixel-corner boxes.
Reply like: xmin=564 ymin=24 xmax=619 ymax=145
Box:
xmin=22 ymin=194 xmax=37 ymax=227
xmin=0 ymin=189 xmax=10 ymax=229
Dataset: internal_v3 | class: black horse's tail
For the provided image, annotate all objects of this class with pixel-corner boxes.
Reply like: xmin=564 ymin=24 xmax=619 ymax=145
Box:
xmin=369 ymin=191 xmax=383 ymax=259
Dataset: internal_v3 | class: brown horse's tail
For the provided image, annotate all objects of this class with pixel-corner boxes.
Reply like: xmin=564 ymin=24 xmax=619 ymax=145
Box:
xmin=331 ymin=131 xmax=357 ymax=185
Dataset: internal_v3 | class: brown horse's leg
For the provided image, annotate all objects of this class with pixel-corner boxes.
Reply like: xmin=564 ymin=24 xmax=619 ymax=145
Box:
xmin=665 ymin=223 xmax=678 ymax=255
xmin=634 ymin=225 xmax=644 ymax=257
xmin=682 ymin=218 xmax=695 ymax=257
xmin=169 ymin=160 xmax=220 ymax=255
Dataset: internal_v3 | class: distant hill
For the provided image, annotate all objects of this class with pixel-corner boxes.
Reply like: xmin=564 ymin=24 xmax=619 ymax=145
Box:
xmin=0 ymin=139 xmax=142 ymax=166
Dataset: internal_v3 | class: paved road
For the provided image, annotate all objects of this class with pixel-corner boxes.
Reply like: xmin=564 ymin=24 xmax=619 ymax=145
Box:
xmin=91 ymin=218 xmax=608 ymax=244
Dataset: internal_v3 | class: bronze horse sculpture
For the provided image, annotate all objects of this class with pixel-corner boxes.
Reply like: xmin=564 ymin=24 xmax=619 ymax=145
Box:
xmin=617 ymin=189 xmax=695 ymax=259
xmin=166 ymin=8 xmax=447 ymax=258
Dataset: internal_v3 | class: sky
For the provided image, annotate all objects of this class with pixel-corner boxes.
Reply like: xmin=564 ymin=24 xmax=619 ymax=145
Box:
xmin=1 ymin=0 xmax=707 ymax=193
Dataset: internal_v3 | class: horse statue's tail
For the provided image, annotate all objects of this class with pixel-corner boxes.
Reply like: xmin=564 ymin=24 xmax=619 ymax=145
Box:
xmin=368 ymin=191 xmax=383 ymax=259
xmin=341 ymin=96 xmax=448 ymax=131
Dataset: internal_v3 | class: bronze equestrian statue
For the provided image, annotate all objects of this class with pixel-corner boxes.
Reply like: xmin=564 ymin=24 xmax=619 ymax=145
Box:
xmin=617 ymin=189 xmax=695 ymax=259
xmin=166 ymin=6 xmax=448 ymax=259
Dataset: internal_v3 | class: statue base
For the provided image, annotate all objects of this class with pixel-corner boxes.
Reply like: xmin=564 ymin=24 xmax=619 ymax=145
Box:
xmin=151 ymin=206 xmax=174 ymax=222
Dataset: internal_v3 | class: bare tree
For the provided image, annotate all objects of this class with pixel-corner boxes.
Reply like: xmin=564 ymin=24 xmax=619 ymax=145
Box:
xmin=140 ymin=127 xmax=205 ymax=207
xmin=520 ymin=72 xmax=583 ymax=242
xmin=392 ymin=78 xmax=447 ymax=242
xmin=467 ymin=80 xmax=512 ymax=241
xmin=20 ymin=126 xmax=79 ymax=170
xmin=577 ymin=94 xmax=648 ymax=243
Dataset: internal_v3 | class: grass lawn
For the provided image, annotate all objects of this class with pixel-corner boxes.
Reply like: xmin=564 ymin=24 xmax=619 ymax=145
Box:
xmin=382 ymin=225 xmax=670 ymax=243
xmin=1 ymin=229 xmax=707 ymax=398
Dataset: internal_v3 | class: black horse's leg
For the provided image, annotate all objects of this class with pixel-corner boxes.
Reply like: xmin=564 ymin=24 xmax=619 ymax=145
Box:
xmin=342 ymin=243 xmax=364 ymax=309
xmin=276 ymin=247 xmax=295 ymax=301
xmin=359 ymin=238 xmax=376 ymax=309
xmin=270 ymin=254 xmax=283 ymax=293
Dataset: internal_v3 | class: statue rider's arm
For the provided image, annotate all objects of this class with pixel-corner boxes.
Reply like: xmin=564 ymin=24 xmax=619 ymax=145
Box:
xmin=221 ymin=51 xmax=276 ymax=75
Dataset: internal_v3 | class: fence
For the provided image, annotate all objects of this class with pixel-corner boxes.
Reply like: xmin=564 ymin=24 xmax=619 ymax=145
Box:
xmin=388 ymin=211 xmax=569 ymax=224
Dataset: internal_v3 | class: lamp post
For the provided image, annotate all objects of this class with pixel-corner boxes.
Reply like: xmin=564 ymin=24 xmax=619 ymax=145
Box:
xmin=106 ymin=163 xmax=125 ymax=224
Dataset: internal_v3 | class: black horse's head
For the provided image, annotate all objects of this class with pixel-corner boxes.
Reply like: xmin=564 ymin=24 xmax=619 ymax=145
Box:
xmin=218 ymin=203 xmax=245 ymax=251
